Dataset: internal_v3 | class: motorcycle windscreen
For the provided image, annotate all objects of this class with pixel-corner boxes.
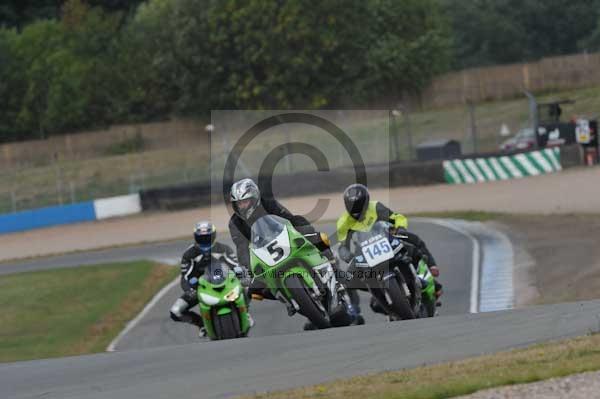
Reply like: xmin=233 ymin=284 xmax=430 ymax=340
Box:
xmin=250 ymin=215 xmax=291 ymax=266
xmin=204 ymin=261 xmax=230 ymax=286
xmin=350 ymin=221 xmax=394 ymax=267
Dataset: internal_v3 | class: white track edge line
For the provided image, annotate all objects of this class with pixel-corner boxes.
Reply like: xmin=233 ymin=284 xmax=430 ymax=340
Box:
xmin=107 ymin=218 xmax=483 ymax=351
xmin=106 ymin=276 xmax=179 ymax=352
xmin=417 ymin=218 xmax=480 ymax=313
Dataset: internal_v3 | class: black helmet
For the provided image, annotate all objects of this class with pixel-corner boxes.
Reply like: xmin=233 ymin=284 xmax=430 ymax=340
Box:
xmin=230 ymin=178 xmax=261 ymax=220
xmin=194 ymin=221 xmax=216 ymax=254
xmin=343 ymin=183 xmax=370 ymax=220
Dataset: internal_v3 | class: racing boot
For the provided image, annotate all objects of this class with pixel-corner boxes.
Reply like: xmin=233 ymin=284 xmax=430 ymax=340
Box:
xmin=347 ymin=289 xmax=365 ymax=325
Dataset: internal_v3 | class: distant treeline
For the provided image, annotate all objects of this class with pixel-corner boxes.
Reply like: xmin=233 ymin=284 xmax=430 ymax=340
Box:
xmin=441 ymin=0 xmax=600 ymax=68
xmin=1 ymin=0 xmax=599 ymax=142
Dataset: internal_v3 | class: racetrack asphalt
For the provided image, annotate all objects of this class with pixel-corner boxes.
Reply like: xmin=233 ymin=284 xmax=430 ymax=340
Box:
xmin=112 ymin=219 xmax=474 ymax=350
xmin=0 ymin=220 xmax=474 ymax=349
xmin=0 ymin=219 xmax=478 ymax=399
xmin=3 ymin=300 xmax=600 ymax=399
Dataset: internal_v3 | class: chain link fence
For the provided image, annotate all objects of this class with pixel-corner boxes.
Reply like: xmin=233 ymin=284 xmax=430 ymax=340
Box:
xmin=0 ymin=93 xmax=568 ymax=214
xmin=391 ymin=97 xmax=533 ymax=160
xmin=209 ymin=110 xmax=391 ymax=181
xmin=0 ymin=145 xmax=210 ymax=214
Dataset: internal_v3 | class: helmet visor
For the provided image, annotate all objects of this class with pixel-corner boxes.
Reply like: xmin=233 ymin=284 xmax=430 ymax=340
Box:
xmin=236 ymin=198 xmax=255 ymax=211
xmin=195 ymin=230 xmax=214 ymax=252
xmin=349 ymin=204 xmax=366 ymax=220
xmin=233 ymin=197 xmax=258 ymax=219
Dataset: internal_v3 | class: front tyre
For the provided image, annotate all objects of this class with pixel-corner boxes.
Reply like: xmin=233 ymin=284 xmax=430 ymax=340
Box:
xmin=286 ymin=274 xmax=330 ymax=329
xmin=387 ymin=278 xmax=416 ymax=320
xmin=213 ymin=311 xmax=242 ymax=340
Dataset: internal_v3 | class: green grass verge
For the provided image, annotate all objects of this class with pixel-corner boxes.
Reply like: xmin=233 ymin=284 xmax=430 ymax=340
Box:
xmin=245 ymin=333 xmax=600 ymax=399
xmin=0 ymin=261 xmax=178 ymax=363
xmin=411 ymin=211 xmax=506 ymax=221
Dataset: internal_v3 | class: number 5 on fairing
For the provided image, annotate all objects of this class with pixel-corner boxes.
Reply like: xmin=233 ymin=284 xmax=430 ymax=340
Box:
xmin=266 ymin=241 xmax=285 ymax=262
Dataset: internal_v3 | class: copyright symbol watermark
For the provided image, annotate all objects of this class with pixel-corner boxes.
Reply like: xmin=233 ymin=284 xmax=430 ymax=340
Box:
xmin=210 ymin=110 xmax=390 ymax=235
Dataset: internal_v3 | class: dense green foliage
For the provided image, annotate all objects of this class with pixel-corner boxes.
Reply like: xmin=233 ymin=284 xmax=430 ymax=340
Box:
xmin=1 ymin=0 xmax=600 ymax=142
xmin=0 ymin=0 xmax=144 ymax=29
xmin=0 ymin=0 xmax=451 ymax=141
xmin=442 ymin=0 xmax=600 ymax=68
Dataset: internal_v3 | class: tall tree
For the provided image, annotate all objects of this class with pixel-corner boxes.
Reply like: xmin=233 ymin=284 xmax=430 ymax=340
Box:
xmin=441 ymin=0 xmax=600 ymax=68
xmin=0 ymin=1 xmax=61 ymax=29
xmin=0 ymin=0 xmax=145 ymax=29
xmin=365 ymin=0 xmax=452 ymax=97
xmin=0 ymin=28 xmax=25 ymax=141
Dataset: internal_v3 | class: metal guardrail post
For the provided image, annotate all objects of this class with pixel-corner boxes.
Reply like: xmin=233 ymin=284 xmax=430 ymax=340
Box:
xmin=389 ymin=110 xmax=400 ymax=162
xmin=523 ymin=90 xmax=539 ymax=149
xmin=467 ymin=101 xmax=478 ymax=154
xmin=11 ymin=190 xmax=17 ymax=213
xmin=393 ymin=105 xmax=414 ymax=161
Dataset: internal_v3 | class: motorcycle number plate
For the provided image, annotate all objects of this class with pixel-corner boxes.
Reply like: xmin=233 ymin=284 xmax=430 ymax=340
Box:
xmin=252 ymin=227 xmax=291 ymax=267
xmin=361 ymin=238 xmax=394 ymax=267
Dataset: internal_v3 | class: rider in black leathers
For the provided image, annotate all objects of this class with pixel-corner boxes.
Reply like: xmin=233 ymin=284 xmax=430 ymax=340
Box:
xmin=227 ymin=178 xmax=325 ymax=298
xmin=169 ymin=221 xmax=239 ymax=334
xmin=227 ymin=178 xmax=361 ymax=328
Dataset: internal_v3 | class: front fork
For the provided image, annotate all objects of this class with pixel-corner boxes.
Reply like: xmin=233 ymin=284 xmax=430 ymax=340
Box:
xmin=313 ymin=262 xmax=358 ymax=318
xmin=405 ymin=263 xmax=423 ymax=314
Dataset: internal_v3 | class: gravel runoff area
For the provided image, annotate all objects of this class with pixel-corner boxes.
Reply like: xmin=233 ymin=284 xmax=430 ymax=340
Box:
xmin=498 ymin=214 xmax=600 ymax=307
xmin=1 ymin=165 xmax=599 ymax=263
xmin=458 ymin=215 xmax=600 ymax=398
xmin=457 ymin=370 xmax=600 ymax=399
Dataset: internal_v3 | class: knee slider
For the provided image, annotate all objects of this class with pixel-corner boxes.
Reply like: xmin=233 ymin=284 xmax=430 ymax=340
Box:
xmin=170 ymin=298 xmax=188 ymax=320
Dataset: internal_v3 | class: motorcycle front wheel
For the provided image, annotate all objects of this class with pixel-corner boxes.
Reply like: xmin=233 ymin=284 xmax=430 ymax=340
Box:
xmin=386 ymin=277 xmax=416 ymax=320
xmin=286 ymin=274 xmax=330 ymax=329
xmin=213 ymin=311 xmax=242 ymax=340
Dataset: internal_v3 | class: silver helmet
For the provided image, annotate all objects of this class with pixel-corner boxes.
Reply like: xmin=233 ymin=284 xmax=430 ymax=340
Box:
xmin=230 ymin=178 xmax=260 ymax=220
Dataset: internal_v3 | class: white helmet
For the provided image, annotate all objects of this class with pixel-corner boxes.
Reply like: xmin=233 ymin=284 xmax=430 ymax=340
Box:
xmin=230 ymin=178 xmax=260 ymax=220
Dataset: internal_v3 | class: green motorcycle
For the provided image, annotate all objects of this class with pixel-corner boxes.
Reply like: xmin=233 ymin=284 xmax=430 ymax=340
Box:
xmin=196 ymin=260 xmax=252 ymax=340
xmin=249 ymin=215 xmax=354 ymax=329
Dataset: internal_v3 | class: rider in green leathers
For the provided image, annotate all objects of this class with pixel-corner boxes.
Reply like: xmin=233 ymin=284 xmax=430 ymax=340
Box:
xmin=336 ymin=184 xmax=443 ymax=315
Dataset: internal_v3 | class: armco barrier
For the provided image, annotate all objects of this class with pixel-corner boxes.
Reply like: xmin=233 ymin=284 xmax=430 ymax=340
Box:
xmin=93 ymin=194 xmax=142 ymax=220
xmin=139 ymin=160 xmax=447 ymax=211
xmin=443 ymin=148 xmax=562 ymax=184
xmin=0 ymin=145 xmax=582 ymax=233
xmin=0 ymin=194 xmax=142 ymax=235
xmin=0 ymin=201 xmax=96 ymax=234
xmin=138 ymin=147 xmax=581 ymax=211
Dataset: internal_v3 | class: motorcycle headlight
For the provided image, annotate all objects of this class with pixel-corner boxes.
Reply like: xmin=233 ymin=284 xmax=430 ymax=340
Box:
xmin=224 ymin=285 xmax=240 ymax=302
xmin=199 ymin=292 xmax=220 ymax=306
